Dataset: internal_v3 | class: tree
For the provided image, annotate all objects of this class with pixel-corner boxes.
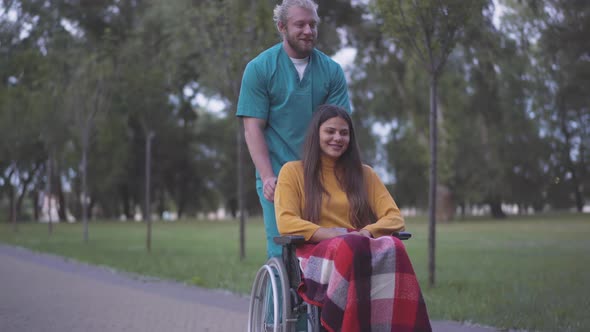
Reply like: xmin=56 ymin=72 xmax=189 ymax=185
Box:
xmin=499 ymin=0 xmax=590 ymax=211
xmin=117 ymin=4 xmax=172 ymax=251
xmin=0 ymin=50 xmax=46 ymax=227
xmin=534 ymin=0 xmax=590 ymax=211
xmin=66 ymin=52 xmax=113 ymax=242
xmin=197 ymin=0 xmax=277 ymax=260
xmin=374 ymin=0 xmax=482 ymax=286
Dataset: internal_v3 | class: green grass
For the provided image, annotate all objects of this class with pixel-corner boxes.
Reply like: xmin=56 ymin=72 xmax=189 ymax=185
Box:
xmin=0 ymin=219 xmax=268 ymax=292
xmin=1 ymin=213 xmax=588 ymax=332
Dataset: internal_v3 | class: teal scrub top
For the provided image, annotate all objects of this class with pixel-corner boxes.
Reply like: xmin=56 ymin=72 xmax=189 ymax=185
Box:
xmin=237 ymin=43 xmax=351 ymax=179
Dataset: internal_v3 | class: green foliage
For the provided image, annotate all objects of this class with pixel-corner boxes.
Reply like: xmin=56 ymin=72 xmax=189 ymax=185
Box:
xmin=375 ymin=0 xmax=483 ymax=74
xmin=1 ymin=0 xmax=588 ymax=222
xmin=196 ymin=0 xmax=277 ymax=102
xmin=386 ymin=125 xmax=429 ymax=208
xmin=497 ymin=0 xmax=590 ymax=211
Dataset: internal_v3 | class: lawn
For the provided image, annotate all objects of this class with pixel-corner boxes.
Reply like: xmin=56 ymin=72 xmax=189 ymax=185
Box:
xmin=1 ymin=213 xmax=588 ymax=332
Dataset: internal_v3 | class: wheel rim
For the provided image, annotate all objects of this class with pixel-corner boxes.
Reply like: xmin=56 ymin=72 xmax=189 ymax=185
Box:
xmin=248 ymin=257 xmax=295 ymax=332
xmin=267 ymin=257 xmax=293 ymax=332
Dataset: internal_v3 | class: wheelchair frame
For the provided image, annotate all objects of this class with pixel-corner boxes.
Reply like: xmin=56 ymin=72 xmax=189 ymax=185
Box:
xmin=248 ymin=232 xmax=412 ymax=332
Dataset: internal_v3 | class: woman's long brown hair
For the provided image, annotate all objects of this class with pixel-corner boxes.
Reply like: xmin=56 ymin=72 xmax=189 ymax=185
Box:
xmin=301 ymin=104 xmax=377 ymax=229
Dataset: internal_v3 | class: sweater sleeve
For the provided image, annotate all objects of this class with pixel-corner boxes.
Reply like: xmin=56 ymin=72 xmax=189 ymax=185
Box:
xmin=274 ymin=162 xmax=321 ymax=241
xmin=361 ymin=166 xmax=406 ymax=238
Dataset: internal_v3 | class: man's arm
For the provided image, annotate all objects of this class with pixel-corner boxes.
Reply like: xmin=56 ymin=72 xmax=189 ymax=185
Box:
xmin=243 ymin=117 xmax=277 ymax=202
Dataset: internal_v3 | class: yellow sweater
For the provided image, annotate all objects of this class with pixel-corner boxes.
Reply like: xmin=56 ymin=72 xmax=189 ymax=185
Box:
xmin=275 ymin=158 xmax=405 ymax=241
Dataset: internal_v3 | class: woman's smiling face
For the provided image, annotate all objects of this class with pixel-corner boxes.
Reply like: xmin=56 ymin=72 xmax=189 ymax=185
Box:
xmin=319 ymin=116 xmax=350 ymax=160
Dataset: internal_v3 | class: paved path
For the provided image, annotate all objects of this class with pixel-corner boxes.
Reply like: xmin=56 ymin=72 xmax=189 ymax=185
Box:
xmin=0 ymin=245 xmax=498 ymax=332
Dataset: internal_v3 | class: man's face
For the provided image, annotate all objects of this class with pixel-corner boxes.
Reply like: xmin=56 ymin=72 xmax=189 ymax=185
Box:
xmin=279 ymin=6 xmax=318 ymax=58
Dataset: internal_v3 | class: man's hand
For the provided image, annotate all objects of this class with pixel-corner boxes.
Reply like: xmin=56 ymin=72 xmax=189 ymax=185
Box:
xmin=262 ymin=176 xmax=278 ymax=202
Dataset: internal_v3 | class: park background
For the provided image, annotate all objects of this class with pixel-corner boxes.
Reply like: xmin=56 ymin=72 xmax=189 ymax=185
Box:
xmin=1 ymin=1 xmax=589 ymax=331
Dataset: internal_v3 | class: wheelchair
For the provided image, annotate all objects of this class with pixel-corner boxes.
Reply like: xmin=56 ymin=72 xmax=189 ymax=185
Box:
xmin=247 ymin=232 xmax=412 ymax=332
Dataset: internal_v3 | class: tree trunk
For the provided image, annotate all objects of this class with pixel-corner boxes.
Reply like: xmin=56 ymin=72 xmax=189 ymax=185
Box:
xmin=46 ymin=154 xmax=53 ymax=234
xmin=11 ymin=184 xmax=17 ymax=233
xmin=459 ymin=202 xmax=466 ymax=220
xmin=145 ymin=131 xmax=155 ymax=253
xmin=237 ymin=120 xmax=245 ymax=261
xmin=120 ymin=185 xmax=132 ymax=220
xmin=177 ymin=176 xmax=188 ymax=220
xmin=15 ymin=188 xmax=25 ymax=222
xmin=579 ymin=141 xmax=587 ymax=211
xmin=570 ymin=171 xmax=584 ymax=212
xmin=560 ymin=114 xmax=584 ymax=212
xmin=89 ymin=198 xmax=96 ymax=220
xmin=32 ymin=190 xmax=39 ymax=221
xmin=177 ymin=196 xmax=185 ymax=220
xmin=427 ymin=74 xmax=438 ymax=287
xmin=82 ymin=142 xmax=89 ymax=242
xmin=15 ymin=179 xmax=29 ymax=221
xmin=228 ymin=197 xmax=237 ymax=219
xmin=489 ymin=200 xmax=506 ymax=219
xmin=48 ymin=158 xmax=66 ymax=222
xmin=574 ymin=189 xmax=583 ymax=213
xmin=16 ymin=161 xmax=42 ymax=222
xmin=7 ymin=166 xmax=17 ymax=231
xmin=157 ymin=188 xmax=165 ymax=218
xmin=56 ymin=173 xmax=67 ymax=222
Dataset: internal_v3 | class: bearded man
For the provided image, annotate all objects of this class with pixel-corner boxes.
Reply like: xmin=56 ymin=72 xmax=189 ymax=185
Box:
xmin=237 ymin=0 xmax=351 ymax=258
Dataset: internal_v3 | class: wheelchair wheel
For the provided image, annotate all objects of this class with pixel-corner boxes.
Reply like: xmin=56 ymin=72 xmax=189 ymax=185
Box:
xmin=248 ymin=257 xmax=296 ymax=332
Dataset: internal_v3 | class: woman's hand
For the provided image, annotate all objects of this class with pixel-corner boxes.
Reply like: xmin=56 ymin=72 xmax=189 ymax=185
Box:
xmin=309 ymin=227 xmax=348 ymax=243
xmin=348 ymin=229 xmax=373 ymax=238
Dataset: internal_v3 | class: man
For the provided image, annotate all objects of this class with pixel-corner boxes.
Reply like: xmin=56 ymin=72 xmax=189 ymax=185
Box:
xmin=237 ymin=0 xmax=351 ymax=258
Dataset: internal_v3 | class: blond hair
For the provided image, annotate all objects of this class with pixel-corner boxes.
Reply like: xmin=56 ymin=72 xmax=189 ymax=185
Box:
xmin=273 ymin=0 xmax=320 ymax=30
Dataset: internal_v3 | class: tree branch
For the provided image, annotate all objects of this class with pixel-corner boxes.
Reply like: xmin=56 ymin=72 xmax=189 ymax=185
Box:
xmin=398 ymin=0 xmax=428 ymax=65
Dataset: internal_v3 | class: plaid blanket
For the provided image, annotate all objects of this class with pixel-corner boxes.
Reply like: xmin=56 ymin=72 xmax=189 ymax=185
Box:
xmin=296 ymin=234 xmax=432 ymax=332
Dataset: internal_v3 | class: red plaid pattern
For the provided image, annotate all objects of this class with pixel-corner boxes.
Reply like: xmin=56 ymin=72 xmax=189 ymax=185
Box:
xmin=296 ymin=235 xmax=432 ymax=332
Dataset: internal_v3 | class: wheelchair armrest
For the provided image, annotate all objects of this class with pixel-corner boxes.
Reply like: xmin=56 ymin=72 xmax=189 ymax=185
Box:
xmin=273 ymin=235 xmax=306 ymax=246
xmin=274 ymin=232 xmax=410 ymax=245
xmin=392 ymin=231 xmax=412 ymax=240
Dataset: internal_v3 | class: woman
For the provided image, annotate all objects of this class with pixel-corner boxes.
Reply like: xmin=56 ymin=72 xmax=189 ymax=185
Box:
xmin=274 ymin=104 xmax=431 ymax=332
